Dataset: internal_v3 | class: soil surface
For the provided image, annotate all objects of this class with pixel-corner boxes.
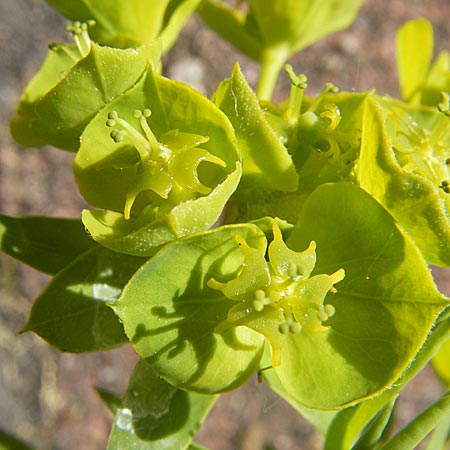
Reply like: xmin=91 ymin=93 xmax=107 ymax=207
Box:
xmin=1 ymin=1 xmax=449 ymax=449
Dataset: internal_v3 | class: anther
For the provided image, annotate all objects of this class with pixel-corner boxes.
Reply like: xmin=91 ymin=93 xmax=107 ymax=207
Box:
xmin=252 ymin=300 xmax=264 ymax=312
xmin=324 ymin=304 xmax=336 ymax=317
xmin=278 ymin=322 xmax=290 ymax=334
xmin=440 ymin=180 xmax=450 ymax=194
xmin=254 ymin=290 xmax=266 ymax=300
xmin=105 ymin=109 xmax=155 ymax=160
xmin=289 ymin=322 xmax=302 ymax=334
xmin=110 ymin=130 xmax=125 ymax=143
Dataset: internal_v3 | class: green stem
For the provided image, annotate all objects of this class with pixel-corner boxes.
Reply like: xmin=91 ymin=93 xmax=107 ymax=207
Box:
xmin=256 ymin=44 xmax=290 ymax=101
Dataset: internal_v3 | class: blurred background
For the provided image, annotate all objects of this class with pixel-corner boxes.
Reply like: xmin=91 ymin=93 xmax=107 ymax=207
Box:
xmin=0 ymin=0 xmax=449 ymax=449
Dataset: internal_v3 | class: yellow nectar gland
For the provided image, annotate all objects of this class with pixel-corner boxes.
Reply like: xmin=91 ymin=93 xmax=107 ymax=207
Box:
xmin=208 ymin=224 xmax=345 ymax=366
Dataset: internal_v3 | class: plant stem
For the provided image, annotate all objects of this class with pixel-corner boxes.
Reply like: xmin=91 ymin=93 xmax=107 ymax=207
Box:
xmin=256 ymin=44 xmax=290 ymax=101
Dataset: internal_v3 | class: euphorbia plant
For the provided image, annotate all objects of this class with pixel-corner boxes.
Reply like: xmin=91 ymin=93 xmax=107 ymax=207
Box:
xmin=1 ymin=1 xmax=450 ymax=449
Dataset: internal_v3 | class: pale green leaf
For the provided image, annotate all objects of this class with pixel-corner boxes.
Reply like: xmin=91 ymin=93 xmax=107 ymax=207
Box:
xmin=45 ymin=0 xmax=170 ymax=46
xmin=74 ymin=65 xmax=241 ymax=256
xmin=396 ymin=18 xmax=434 ymax=103
xmin=248 ymin=0 xmax=365 ymax=54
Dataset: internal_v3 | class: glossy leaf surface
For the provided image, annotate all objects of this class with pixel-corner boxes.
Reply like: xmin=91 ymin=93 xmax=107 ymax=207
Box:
xmin=22 ymin=247 xmax=145 ymax=352
xmin=75 ymin=65 xmax=241 ymax=256
xmin=282 ymin=182 xmax=448 ymax=408
xmin=111 ymin=224 xmax=267 ymax=393
xmin=108 ymin=360 xmax=216 ymax=450
xmin=0 ymin=215 xmax=96 ymax=275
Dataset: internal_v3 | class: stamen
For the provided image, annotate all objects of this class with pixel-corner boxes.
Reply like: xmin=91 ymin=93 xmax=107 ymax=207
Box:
xmin=283 ymin=65 xmax=308 ymax=124
xmin=106 ymin=110 xmax=154 ymax=161
xmin=133 ymin=109 xmax=161 ymax=156
xmin=307 ymin=82 xmax=339 ymax=113
xmin=65 ymin=20 xmax=95 ymax=57
xmin=48 ymin=42 xmax=80 ymax=62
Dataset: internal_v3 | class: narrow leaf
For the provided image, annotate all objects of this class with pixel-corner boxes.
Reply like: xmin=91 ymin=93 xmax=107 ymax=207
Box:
xmin=424 ymin=413 xmax=450 ymax=450
xmin=351 ymin=397 xmax=396 ymax=450
xmin=380 ymin=391 xmax=450 ymax=450
xmin=433 ymin=336 xmax=450 ymax=388
xmin=396 ymin=18 xmax=434 ymax=103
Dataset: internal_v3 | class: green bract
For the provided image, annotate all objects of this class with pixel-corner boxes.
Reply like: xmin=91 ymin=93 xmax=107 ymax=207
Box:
xmin=11 ymin=23 xmax=158 ymax=151
xmin=5 ymin=2 xmax=450 ymax=448
xmin=74 ymin=64 xmax=242 ymax=256
xmin=213 ymin=63 xmax=298 ymax=193
xmin=112 ymin=184 xmax=449 ymax=409
xmin=284 ymin=183 xmax=448 ymax=408
xmin=358 ymin=97 xmax=450 ymax=266
xmin=111 ymin=224 xmax=267 ymax=393
xmin=199 ymin=0 xmax=365 ymax=98
xmin=45 ymin=0 xmax=201 ymax=50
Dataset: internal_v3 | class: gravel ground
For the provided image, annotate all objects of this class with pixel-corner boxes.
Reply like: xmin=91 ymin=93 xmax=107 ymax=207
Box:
xmin=1 ymin=1 xmax=449 ymax=449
